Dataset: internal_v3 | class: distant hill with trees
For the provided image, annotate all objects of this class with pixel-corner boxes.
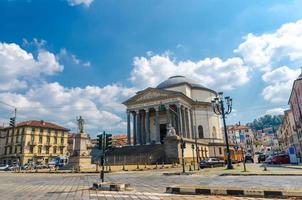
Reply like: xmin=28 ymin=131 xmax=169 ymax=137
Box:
xmin=246 ymin=114 xmax=284 ymax=131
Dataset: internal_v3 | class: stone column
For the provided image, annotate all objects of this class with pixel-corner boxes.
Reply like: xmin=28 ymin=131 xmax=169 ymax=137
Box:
xmin=155 ymin=107 xmax=161 ymax=144
xmin=181 ymin=107 xmax=186 ymax=138
xmin=190 ymin=109 xmax=194 ymax=139
xmin=141 ymin=112 xmax=145 ymax=145
xmin=177 ymin=105 xmax=183 ymax=137
xmin=132 ymin=112 xmax=137 ymax=145
xmin=145 ymin=109 xmax=150 ymax=144
xmin=127 ymin=111 xmax=131 ymax=145
xmin=165 ymin=105 xmax=171 ymax=135
xmin=185 ymin=108 xmax=190 ymax=138
xmin=136 ymin=110 xmax=141 ymax=145
xmin=186 ymin=108 xmax=192 ymax=139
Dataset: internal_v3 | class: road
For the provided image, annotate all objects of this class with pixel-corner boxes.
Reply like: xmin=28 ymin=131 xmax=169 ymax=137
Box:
xmin=0 ymin=170 xmax=301 ymax=199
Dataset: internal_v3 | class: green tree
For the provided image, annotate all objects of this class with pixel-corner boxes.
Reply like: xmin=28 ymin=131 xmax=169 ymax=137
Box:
xmin=247 ymin=114 xmax=284 ymax=131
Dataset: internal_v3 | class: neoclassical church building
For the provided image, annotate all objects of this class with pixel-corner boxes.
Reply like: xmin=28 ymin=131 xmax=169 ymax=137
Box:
xmin=108 ymin=76 xmax=225 ymax=164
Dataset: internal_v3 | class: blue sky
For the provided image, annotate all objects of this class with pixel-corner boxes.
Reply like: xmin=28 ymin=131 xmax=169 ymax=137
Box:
xmin=1 ymin=0 xmax=302 ymax=135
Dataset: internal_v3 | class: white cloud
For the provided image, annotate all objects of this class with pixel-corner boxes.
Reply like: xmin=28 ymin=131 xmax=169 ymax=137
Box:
xmin=67 ymin=0 xmax=93 ymax=7
xmin=234 ymin=20 xmax=302 ymax=70
xmin=266 ymin=107 xmax=286 ymax=115
xmin=0 ymin=42 xmax=63 ymax=91
xmin=0 ymin=42 xmax=134 ymax=135
xmin=130 ymin=55 xmax=249 ymax=91
xmin=261 ymin=66 xmax=299 ymax=103
xmin=0 ymin=82 xmax=136 ymax=134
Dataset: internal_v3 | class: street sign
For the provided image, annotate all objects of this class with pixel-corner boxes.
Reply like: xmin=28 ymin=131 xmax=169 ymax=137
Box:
xmin=234 ymin=145 xmax=239 ymax=152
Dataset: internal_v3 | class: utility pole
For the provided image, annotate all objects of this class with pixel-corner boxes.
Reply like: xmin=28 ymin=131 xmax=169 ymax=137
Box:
xmin=211 ymin=92 xmax=233 ymax=169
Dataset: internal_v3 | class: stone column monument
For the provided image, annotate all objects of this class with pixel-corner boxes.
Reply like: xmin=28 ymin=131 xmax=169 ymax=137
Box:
xmin=67 ymin=116 xmax=96 ymax=171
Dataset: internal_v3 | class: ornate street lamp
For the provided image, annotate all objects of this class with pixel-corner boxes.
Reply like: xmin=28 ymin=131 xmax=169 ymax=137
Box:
xmin=211 ymin=92 xmax=233 ymax=169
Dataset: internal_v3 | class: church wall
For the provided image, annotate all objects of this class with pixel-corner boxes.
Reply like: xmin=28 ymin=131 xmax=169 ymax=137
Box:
xmin=165 ymin=85 xmax=192 ymax=98
xmin=193 ymin=107 xmax=222 ymax=139
xmin=191 ymin=89 xmax=216 ymax=102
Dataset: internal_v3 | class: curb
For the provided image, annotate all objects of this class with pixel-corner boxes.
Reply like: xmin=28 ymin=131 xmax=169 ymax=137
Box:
xmin=220 ymin=173 xmax=302 ymax=176
xmin=166 ymin=186 xmax=302 ymax=198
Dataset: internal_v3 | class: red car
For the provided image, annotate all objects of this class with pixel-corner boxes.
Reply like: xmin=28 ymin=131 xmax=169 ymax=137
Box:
xmin=272 ymin=154 xmax=290 ymax=164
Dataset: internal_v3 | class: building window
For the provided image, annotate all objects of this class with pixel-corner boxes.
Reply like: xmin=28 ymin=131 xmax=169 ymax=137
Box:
xmin=54 ymin=137 xmax=57 ymax=144
xmin=53 ymin=147 xmax=57 ymax=154
xmin=38 ymin=146 xmax=42 ymax=154
xmin=219 ymin=147 xmax=222 ymax=154
xmin=46 ymin=147 xmax=49 ymax=154
xmin=31 ymin=135 xmax=35 ymax=142
xmin=61 ymin=132 xmax=64 ymax=137
xmin=47 ymin=129 xmax=51 ymax=134
xmin=31 ymin=128 xmax=35 ymax=132
xmin=47 ymin=137 xmax=50 ymax=144
xmin=212 ymin=126 xmax=217 ymax=138
xmin=14 ymin=146 xmax=17 ymax=153
xmin=39 ymin=136 xmax=43 ymax=143
xmin=61 ymin=138 xmax=64 ymax=144
xmin=60 ymin=147 xmax=63 ymax=154
xmin=40 ymin=128 xmax=43 ymax=133
xmin=198 ymin=125 xmax=204 ymax=139
xmin=29 ymin=146 xmax=34 ymax=154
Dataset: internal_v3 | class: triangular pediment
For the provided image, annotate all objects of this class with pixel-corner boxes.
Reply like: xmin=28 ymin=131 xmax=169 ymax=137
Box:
xmin=123 ymin=88 xmax=180 ymax=105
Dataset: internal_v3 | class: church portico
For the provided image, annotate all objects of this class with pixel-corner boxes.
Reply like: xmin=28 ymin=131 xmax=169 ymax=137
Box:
xmin=112 ymin=76 xmax=227 ymax=164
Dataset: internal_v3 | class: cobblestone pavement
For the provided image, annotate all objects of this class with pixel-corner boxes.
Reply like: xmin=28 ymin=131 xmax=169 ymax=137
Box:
xmin=0 ymin=171 xmax=300 ymax=199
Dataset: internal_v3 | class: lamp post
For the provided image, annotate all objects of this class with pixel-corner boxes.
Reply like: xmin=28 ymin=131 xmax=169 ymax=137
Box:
xmin=211 ymin=92 xmax=233 ymax=169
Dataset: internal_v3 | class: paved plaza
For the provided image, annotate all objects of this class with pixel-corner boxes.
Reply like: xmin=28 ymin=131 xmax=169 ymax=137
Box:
xmin=0 ymin=167 xmax=302 ymax=199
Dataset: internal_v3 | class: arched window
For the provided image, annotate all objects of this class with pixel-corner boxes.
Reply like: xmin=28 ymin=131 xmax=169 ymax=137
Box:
xmin=198 ymin=125 xmax=204 ymax=139
xmin=212 ymin=126 xmax=217 ymax=138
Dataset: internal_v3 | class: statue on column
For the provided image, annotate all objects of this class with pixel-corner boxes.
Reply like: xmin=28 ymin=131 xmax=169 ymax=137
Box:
xmin=77 ymin=116 xmax=85 ymax=133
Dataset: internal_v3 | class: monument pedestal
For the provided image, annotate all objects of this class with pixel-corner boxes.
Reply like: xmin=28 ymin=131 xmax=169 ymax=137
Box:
xmin=67 ymin=132 xmax=96 ymax=171
xmin=68 ymin=155 xmax=96 ymax=171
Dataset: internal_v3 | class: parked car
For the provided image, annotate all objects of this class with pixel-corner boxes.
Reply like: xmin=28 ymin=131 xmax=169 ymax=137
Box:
xmin=245 ymin=154 xmax=254 ymax=163
xmin=200 ymin=157 xmax=225 ymax=169
xmin=257 ymin=153 xmax=266 ymax=163
xmin=272 ymin=154 xmax=290 ymax=164
xmin=0 ymin=164 xmax=9 ymax=171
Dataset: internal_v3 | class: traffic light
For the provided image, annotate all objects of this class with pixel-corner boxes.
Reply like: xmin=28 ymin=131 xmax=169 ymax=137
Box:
xmin=9 ymin=117 xmax=16 ymax=127
xmin=97 ymin=134 xmax=103 ymax=150
xmin=105 ymin=133 xmax=112 ymax=149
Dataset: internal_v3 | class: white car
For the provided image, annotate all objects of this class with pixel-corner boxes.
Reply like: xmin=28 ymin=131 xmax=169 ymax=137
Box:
xmin=0 ymin=164 xmax=9 ymax=171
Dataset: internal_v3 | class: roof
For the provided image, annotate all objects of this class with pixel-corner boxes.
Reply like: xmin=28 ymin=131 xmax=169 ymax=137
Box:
xmin=6 ymin=120 xmax=69 ymax=131
xmin=156 ymin=75 xmax=216 ymax=94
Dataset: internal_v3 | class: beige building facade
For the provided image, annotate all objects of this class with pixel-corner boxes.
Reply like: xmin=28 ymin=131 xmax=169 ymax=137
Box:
xmin=121 ymin=76 xmax=225 ymax=163
xmin=278 ymin=110 xmax=300 ymax=155
xmin=0 ymin=120 xmax=69 ymax=165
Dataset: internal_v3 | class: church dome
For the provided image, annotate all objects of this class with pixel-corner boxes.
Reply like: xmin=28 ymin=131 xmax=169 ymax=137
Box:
xmin=156 ymin=75 xmax=207 ymax=90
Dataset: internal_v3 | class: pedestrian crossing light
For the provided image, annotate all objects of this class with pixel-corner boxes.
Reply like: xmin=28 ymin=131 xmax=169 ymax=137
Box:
xmin=9 ymin=117 xmax=16 ymax=127
xmin=105 ymin=133 xmax=112 ymax=149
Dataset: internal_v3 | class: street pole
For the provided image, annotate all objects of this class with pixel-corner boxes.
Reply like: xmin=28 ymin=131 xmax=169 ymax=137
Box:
xmin=193 ymin=103 xmax=199 ymax=170
xmin=191 ymin=144 xmax=195 ymax=170
xmin=100 ymin=131 xmax=105 ymax=182
xmin=222 ymin=107 xmax=233 ymax=169
xmin=241 ymin=145 xmax=246 ymax=172
xmin=181 ymin=137 xmax=185 ymax=173
xmin=211 ymin=92 xmax=233 ymax=170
